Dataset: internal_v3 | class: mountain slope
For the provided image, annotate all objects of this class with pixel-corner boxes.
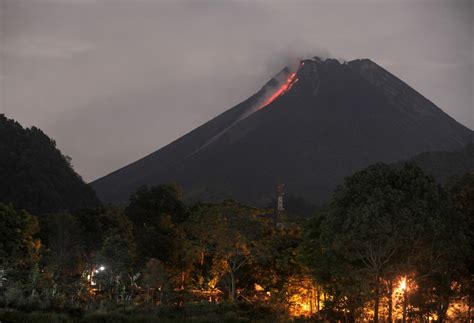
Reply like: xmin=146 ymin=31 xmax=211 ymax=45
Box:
xmin=91 ymin=58 xmax=473 ymax=205
xmin=395 ymin=144 xmax=474 ymax=183
xmin=0 ymin=115 xmax=100 ymax=214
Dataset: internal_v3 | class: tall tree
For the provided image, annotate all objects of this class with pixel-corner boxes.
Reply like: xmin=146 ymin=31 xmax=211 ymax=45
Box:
xmin=0 ymin=203 xmax=39 ymax=269
xmin=185 ymin=201 xmax=268 ymax=301
xmin=304 ymin=163 xmax=455 ymax=321
xmin=0 ymin=203 xmax=41 ymax=298
xmin=446 ymin=173 xmax=474 ymax=321
xmin=94 ymin=209 xmax=137 ymax=302
xmin=41 ymin=212 xmax=84 ymax=297
xmin=125 ymin=184 xmax=187 ymax=264
xmin=142 ymin=258 xmax=171 ymax=304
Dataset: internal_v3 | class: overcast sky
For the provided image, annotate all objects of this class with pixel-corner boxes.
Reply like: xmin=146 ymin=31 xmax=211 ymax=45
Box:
xmin=1 ymin=0 xmax=472 ymax=182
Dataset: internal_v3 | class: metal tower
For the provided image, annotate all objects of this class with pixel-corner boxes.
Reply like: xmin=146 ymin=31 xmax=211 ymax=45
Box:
xmin=276 ymin=184 xmax=285 ymax=228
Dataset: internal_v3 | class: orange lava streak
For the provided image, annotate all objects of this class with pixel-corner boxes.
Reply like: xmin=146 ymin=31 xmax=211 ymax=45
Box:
xmin=259 ymin=72 xmax=298 ymax=109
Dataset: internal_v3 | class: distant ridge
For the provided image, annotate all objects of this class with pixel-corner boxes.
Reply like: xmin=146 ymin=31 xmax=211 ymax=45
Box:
xmin=395 ymin=143 xmax=474 ymax=183
xmin=91 ymin=57 xmax=473 ymax=205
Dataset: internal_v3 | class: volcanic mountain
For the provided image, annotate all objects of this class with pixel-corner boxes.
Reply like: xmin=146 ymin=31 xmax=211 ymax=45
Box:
xmin=91 ymin=58 xmax=473 ymax=205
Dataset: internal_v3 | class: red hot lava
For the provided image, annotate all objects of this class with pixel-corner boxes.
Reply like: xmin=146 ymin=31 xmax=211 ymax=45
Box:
xmin=259 ymin=71 xmax=299 ymax=109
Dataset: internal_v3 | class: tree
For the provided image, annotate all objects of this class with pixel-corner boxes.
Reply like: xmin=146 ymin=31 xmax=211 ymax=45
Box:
xmin=41 ymin=212 xmax=84 ymax=297
xmin=302 ymin=208 xmax=366 ymax=321
xmin=125 ymin=184 xmax=188 ymax=264
xmin=0 ymin=203 xmax=41 ymax=301
xmin=0 ymin=203 xmax=39 ymax=269
xmin=185 ymin=201 xmax=268 ymax=301
xmin=409 ymin=196 xmax=467 ymax=322
xmin=93 ymin=207 xmax=137 ymax=302
xmin=142 ymin=258 xmax=171 ymax=304
xmin=126 ymin=183 xmax=187 ymax=224
xmin=74 ymin=207 xmax=108 ymax=263
xmin=253 ymin=222 xmax=308 ymax=311
xmin=447 ymin=172 xmax=474 ymax=321
xmin=304 ymin=163 xmax=458 ymax=322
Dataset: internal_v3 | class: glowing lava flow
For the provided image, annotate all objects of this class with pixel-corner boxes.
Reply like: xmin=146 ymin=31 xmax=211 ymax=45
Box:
xmin=258 ymin=71 xmax=299 ymax=110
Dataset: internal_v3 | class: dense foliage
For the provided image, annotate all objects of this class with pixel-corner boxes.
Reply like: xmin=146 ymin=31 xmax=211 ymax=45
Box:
xmin=302 ymin=163 xmax=470 ymax=321
xmin=0 ymin=133 xmax=472 ymax=321
xmin=0 ymin=114 xmax=99 ymax=214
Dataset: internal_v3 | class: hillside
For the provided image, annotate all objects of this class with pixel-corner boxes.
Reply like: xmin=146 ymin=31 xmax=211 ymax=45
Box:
xmin=0 ymin=115 xmax=100 ymax=214
xmin=397 ymin=143 xmax=474 ymax=183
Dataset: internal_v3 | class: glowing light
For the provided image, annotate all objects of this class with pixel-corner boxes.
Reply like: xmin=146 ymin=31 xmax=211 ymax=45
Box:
xmin=259 ymin=72 xmax=299 ymax=109
xmin=387 ymin=276 xmax=418 ymax=320
xmin=286 ymin=276 xmax=319 ymax=317
xmin=254 ymin=283 xmax=264 ymax=292
xmin=399 ymin=276 xmax=407 ymax=291
xmin=99 ymin=266 xmax=105 ymax=271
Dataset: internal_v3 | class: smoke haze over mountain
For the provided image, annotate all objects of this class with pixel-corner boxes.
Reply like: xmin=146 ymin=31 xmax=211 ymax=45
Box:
xmin=1 ymin=0 xmax=472 ymax=181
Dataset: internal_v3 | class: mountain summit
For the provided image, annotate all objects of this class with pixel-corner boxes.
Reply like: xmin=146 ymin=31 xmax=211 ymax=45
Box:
xmin=91 ymin=58 xmax=473 ymax=205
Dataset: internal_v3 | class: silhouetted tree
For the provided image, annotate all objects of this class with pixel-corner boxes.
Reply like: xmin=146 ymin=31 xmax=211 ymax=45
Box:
xmin=303 ymin=163 xmax=466 ymax=322
xmin=125 ymin=184 xmax=187 ymax=265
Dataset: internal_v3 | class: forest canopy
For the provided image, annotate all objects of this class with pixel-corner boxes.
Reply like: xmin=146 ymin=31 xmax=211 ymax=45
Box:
xmin=0 ymin=114 xmax=99 ymax=214
xmin=1 ymin=167 xmax=472 ymax=322
xmin=0 ymin=115 xmax=473 ymax=321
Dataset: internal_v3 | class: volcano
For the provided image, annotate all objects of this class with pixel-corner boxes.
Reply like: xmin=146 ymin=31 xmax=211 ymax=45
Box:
xmin=91 ymin=58 xmax=473 ymax=205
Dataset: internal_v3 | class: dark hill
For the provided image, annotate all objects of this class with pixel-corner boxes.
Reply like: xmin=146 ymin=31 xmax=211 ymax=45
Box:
xmin=396 ymin=143 xmax=474 ymax=183
xmin=91 ymin=58 xmax=473 ymax=205
xmin=0 ymin=114 xmax=100 ymax=214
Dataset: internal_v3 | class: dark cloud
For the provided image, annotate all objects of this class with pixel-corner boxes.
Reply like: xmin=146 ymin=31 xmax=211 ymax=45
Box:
xmin=1 ymin=0 xmax=472 ymax=181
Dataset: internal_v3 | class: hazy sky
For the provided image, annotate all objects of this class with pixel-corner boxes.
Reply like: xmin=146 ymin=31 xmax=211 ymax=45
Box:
xmin=1 ymin=0 xmax=472 ymax=182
